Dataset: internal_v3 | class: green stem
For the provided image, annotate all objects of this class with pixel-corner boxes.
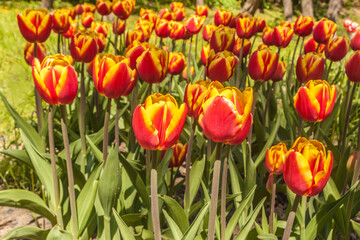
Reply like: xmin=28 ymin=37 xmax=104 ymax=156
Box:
xmin=59 ymin=105 xmax=78 ymax=239
xmin=221 ymin=145 xmax=230 ymax=240
xmin=104 ymin=216 xmax=111 ymax=240
xmin=287 ymin=35 xmax=300 ymax=92
xmin=269 ymin=174 xmax=277 ymax=234
xmin=114 ymin=17 xmax=119 ymax=55
xmin=103 ymin=98 xmax=112 ymax=165
xmin=325 ymin=61 xmax=333 ymax=81
xmin=194 ymin=33 xmax=198 ymax=63
xmin=168 ymin=75 xmax=173 ymax=95
xmin=263 ymin=82 xmax=276 ymax=125
xmin=80 ymin=62 xmax=87 ymax=163
xmin=247 ymin=82 xmax=261 ymax=145
xmin=185 ymin=118 xmax=196 ymax=214
xmin=187 ymin=35 xmax=193 ymax=81
xmin=236 ymin=38 xmax=245 ymax=88
xmin=57 ymin=33 xmax=61 ymax=54
xmin=300 ymin=196 xmax=307 ymax=240
xmin=298 ymin=117 xmax=303 ymax=137
xmin=151 ymin=150 xmax=161 ymax=240
xmin=248 ymin=33 xmax=257 ymax=56
xmin=282 ymin=194 xmax=301 ymax=240
xmin=33 ymin=42 xmax=44 ymax=134
xmin=207 ymin=142 xmax=223 ymax=240
xmin=115 ymin=99 xmax=120 ymax=152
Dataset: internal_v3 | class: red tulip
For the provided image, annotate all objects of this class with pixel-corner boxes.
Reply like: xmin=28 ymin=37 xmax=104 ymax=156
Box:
xmin=345 ymin=51 xmax=360 ymax=82
xmin=325 ymin=36 xmax=349 ymax=62
xmin=136 ymin=46 xmax=168 ymax=83
xmin=113 ymin=19 xmax=126 ymax=35
xmin=170 ymin=21 xmax=186 ymax=40
xmin=168 ymin=52 xmax=186 ymax=75
xmin=265 ymin=143 xmax=287 ymax=174
xmin=350 ymin=30 xmax=360 ymax=51
xmin=125 ymin=41 xmax=152 ymax=69
xmin=206 ymin=50 xmax=239 ymax=82
xmin=159 ymin=8 xmax=174 ymax=21
xmin=113 ymin=0 xmax=133 ymax=20
xmin=155 ymin=18 xmax=171 ymax=38
xmin=91 ymin=22 xmax=109 ymax=37
xmin=173 ymin=8 xmax=185 ymax=22
xmin=201 ymin=44 xmax=210 ymax=66
xmin=52 ymin=9 xmax=70 ymax=34
xmin=210 ymin=26 xmax=235 ymax=53
xmin=126 ymin=29 xmax=146 ymax=47
xmin=82 ymin=3 xmax=96 ymax=13
xmin=184 ymin=80 xmax=212 ymax=119
xmin=313 ymin=18 xmax=336 ymax=44
xmin=255 ymin=17 xmax=266 ymax=33
xmin=296 ymin=52 xmax=324 ymax=83
xmin=294 ymin=15 xmax=314 ymax=37
xmin=185 ymin=15 xmax=205 ymax=34
xmin=70 ymin=30 xmax=98 ymax=63
xmin=96 ymin=0 xmax=112 ymax=16
xmin=214 ymin=9 xmax=232 ymax=26
xmin=196 ymin=5 xmax=209 ymax=17
xmin=24 ymin=42 xmax=46 ymax=66
xmin=203 ymin=24 xmax=217 ymax=41
xmin=168 ymin=142 xmax=188 ymax=168
xmin=271 ymin=61 xmax=286 ymax=82
xmin=62 ymin=21 xmax=77 ymax=39
xmin=304 ymin=37 xmax=325 ymax=54
xmin=81 ymin=12 xmax=95 ymax=28
xmin=236 ymin=16 xmax=256 ymax=39
xmin=248 ymin=48 xmax=279 ymax=82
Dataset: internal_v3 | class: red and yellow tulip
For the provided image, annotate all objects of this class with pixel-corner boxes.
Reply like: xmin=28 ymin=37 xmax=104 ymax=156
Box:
xmin=271 ymin=61 xmax=286 ymax=82
xmin=155 ymin=18 xmax=171 ymax=38
xmin=113 ymin=19 xmax=126 ymax=35
xmin=170 ymin=21 xmax=186 ymax=40
xmin=91 ymin=21 xmax=109 ymax=37
xmin=196 ymin=5 xmax=209 ymax=17
xmin=185 ymin=15 xmax=205 ymax=34
xmin=168 ymin=142 xmax=188 ymax=168
xmin=236 ymin=16 xmax=256 ymax=39
xmin=209 ymin=26 xmax=235 ymax=53
xmin=350 ymin=30 xmax=360 ymax=51
xmin=248 ymin=48 xmax=279 ymax=82
xmin=172 ymin=8 xmax=185 ymax=22
xmin=168 ymin=52 xmax=186 ymax=75
xmin=313 ymin=18 xmax=336 ymax=44
xmin=184 ymin=80 xmax=212 ymax=119
xmin=345 ymin=51 xmax=360 ymax=82
xmin=81 ymin=12 xmax=95 ymax=28
xmin=62 ymin=21 xmax=77 ymax=39
xmin=70 ymin=30 xmax=98 ymax=63
xmin=265 ymin=143 xmax=287 ymax=174
xmin=325 ymin=36 xmax=349 ymax=62
xmin=126 ymin=29 xmax=146 ymax=47
xmin=24 ymin=42 xmax=46 ymax=66
xmin=214 ymin=9 xmax=232 ymax=26
xmin=294 ymin=15 xmax=314 ymax=37
xmin=113 ymin=0 xmax=133 ymax=20
xmin=233 ymin=37 xmax=251 ymax=56
xmin=96 ymin=0 xmax=112 ymax=16
xmin=52 ymin=9 xmax=70 ymax=34
xmin=206 ymin=50 xmax=239 ymax=82
xmin=304 ymin=37 xmax=325 ymax=54
xmin=170 ymin=2 xmax=183 ymax=11
xmin=125 ymin=41 xmax=152 ymax=69
xmin=203 ymin=24 xmax=217 ymax=42
xmin=201 ymin=44 xmax=210 ymax=66
xmin=296 ymin=52 xmax=324 ymax=83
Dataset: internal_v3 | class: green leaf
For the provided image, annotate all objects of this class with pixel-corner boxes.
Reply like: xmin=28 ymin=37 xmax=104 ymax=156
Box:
xmin=98 ymin=148 xmax=121 ymax=218
xmin=351 ymin=220 xmax=360 ymax=238
xmin=181 ymin=202 xmax=210 ymax=240
xmin=0 ymin=149 xmax=32 ymax=168
xmin=228 ymin=150 xmax=243 ymax=207
xmin=2 ymin=226 xmax=49 ymax=240
xmin=112 ymin=209 xmax=136 ymax=240
xmin=46 ymin=226 xmax=73 ymax=240
xmin=163 ymin=209 xmax=183 ymax=240
xmin=186 ymin=154 xmax=205 ymax=212
xmin=159 ymin=195 xmax=189 ymax=233
xmin=244 ymin=143 xmax=256 ymax=197
xmin=86 ymin=135 xmax=103 ymax=163
xmin=257 ymin=233 xmax=278 ymax=240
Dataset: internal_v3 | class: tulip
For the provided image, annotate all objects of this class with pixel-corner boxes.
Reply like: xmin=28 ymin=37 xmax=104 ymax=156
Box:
xmin=155 ymin=18 xmax=171 ymax=38
xmin=168 ymin=52 xmax=186 ymax=75
xmin=198 ymin=84 xmax=253 ymax=145
xmin=347 ymin=22 xmax=359 ymax=33
xmin=185 ymin=15 xmax=205 ymax=34
xmin=196 ymin=5 xmax=209 ymax=17
xmin=136 ymin=46 xmax=168 ymax=83
xmin=255 ymin=17 xmax=266 ymax=33
xmin=75 ymin=4 xmax=83 ymax=15
xmin=278 ymin=26 xmax=294 ymax=48
xmin=265 ymin=143 xmax=287 ymax=174
xmin=70 ymin=30 xmax=98 ymax=63
xmin=52 ymin=9 xmax=70 ymax=34
xmin=113 ymin=0 xmax=133 ymax=20
xmin=271 ymin=61 xmax=286 ymax=82
xmin=182 ymin=66 xmax=194 ymax=80
xmin=159 ymin=8 xmax=174 ymax=21
xmin=345 ymin=51 xmax=360 ymax=82
xmin=82 ymin=3 xmax=96 ymax=13
xmin=236 ymin=16 xmax=256 ymax=39
xmin=294 ymin=15 xmax=314 ymax=37
xmin=214 ymin=9 xmax=232 ymax=26
xmin=344 ymin=19 xmax=352 ymax=28
xmin=294 ymin=80 xmax=336 ymax=122
xmin=347 ymin=151 xmax=358 ymax=173
xmin=313 ymin=18 xmax=336 ymax=44
xmin=296 ymin=52 xmax=324 ymax=83
xmin=201 ymin=44 xmax=210 ymax=66
xmin=24 ymin=42 xmax=46 ymax=66
xmin=173 ymin=8 xmax=185 ymax=22
xmin=304 ymin=37 xmax=325 ymax=53
xmin=350 ymin=30 xmax=360 ymax=51
xmin=203 ymin=24 xmax=217 ymax=41
xmin=210 ymin=26 xmax=235 ymax=53
xmin=96 ymin=33 xmax=106 ymax=53
xmin=32 ymin=54 xmax=78 ymax=105
xmin=262 ymin=26 xmax=293 ymax=48
xmin=125 ymin=41 xmax=152 ymax=69
xmin=81 ymin=12 xmax=95 ymax=28
xmin=126 ymin=29 xmax=146 ymax=47
xmin=184 ymin=80 xmax=212 ymax=119
xmin=91 ymin=21 xmax=108 ymax=37
xmin=64 ymin=7 xmax=76 ymax=20
xmin=233 ymin=37 xmax=251 ymax=57
xmin=170 ymin=21 xmax=186 ymax=40
xmin=283 ymin=137 xmax=333 ymax=196
xmin=248 ymin=48 xmax=279 ymax=82
xmin=133 ymin=94 xmax=187 ymax=150
xmin=135 ymin=19 xmax=154 ymax=40
xmin=206 ymin=50 xmax=238 ymax=82
xmin=168 ymin=142 xmax=188 ymax=168
xmin=62 ymin=21 xmax=77 ymax=39
xmin=17 ymin=8 xmax=52 ymax=43
xmin=262 ymin=27 xmax=273 ymax=46
xmin=228 ymin=14 xmax=238 ymax=28
xmin=170 ymin=2 xmax=183 ymax=11
xmin=325 ymin=36 xmax=349 ymax=62
xmin=96 ymin=0 xmax=112 ymax=16
xmin=93 ymin=54 xmax=136 ymax=98
xmin=140 ymin=8 xmax=156 ymax=17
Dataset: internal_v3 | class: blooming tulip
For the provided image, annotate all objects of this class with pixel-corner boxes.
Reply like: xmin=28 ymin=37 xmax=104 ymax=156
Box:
xmin=93 ymin=54 xmax=136 ymax=98
xmin=313 ymin=18 xmax=336 ymax=44
xmin=136 ymin=46 xmax=168 ymax=83
xmin=135 ymin=19 xmax=154 ymax=41
xmin=198 ymin=84 xmax=253 ymax=145
xmin=52 ymin=9 xmax=70 ymax=34
xmin=262 ymin=26 xmax=293 ymax=48
xmin=294 ymin=15 xmax=314 ymax=37
xmin=296 ymin=52 xmax=324 ymax=83
xmin=24 ymin=42 xmax=46 ymax=66
xmin=113 ymin=0 xmax=133 ymax=20
xmin=206 ymin=50 xmax=238 ymax=82
xmin=62 ymin=21 xmax=77 ymax=39
xmin=159 ymin=8 xmax=174 ymax=21
xmin=173 ymin=8 xmax=185 ymax=22
xmin=325 ymin=36 xmax=349 ymax=62
xmin=32 ymin=54 xmax=78 ymax=105
xmin=168 ymin=142 xmax=187 ymax=168
xmin=170 ymin=2 xmax=183 ymax=11
xmin=184 ymin=80 xmax=212 ymax=119
xmin=170 ymin=21 xmax=186 ymax=40
xmin=125 ymin=41 xmax=152 ymax=69
xmin=350 ymin=30 xmax=360 ymax=51
xmin=283 ymin=137 xmax=333 ymax=196
xmin=294 ymin=80 xmax=336 ymax=122
xmin=17 ymin=8 xmax=52 ymax=43
xmin=168 ymin=52 xmax=186 ymax=75
xmin=236 ymin=16 xmax=256 ymax=39
xmin=203 ymin=24 xmax=217 ymax=41
xmin=126 ymin=29 xmax=146 ymax=47
xmin=155 ymin=18 xmax=171 ymax=38
xmin=82 ymin=3 xmax=96 ymax=13
xmin=255 ymin=17 xmax=266 ymax=33
xmin=133 ymin=94 xmax=187 ymax=150
xmin=271 ymin=61 xmax=286 ymax=82
xmin=248 ymin=48 xmax=279 ymax=82
xmin=81 ymin=12 xmax=95 ymax=28
xmin=214 ymin=9 xmax=232 ymax=26
xmin=185 ymin=15 xmax=205 ymax=34
xmin=266 ymin=143 xmax=287 ymax=174
xmin=345 ymin=51 xmax=360 ymax=82
xmin=96 ymin=0 xmax=112 ymax=16
xmin=210 ymin=26 xmax=235 ymax=53
xmin=233 ymin=37 xmax=251 ymax=57
xmin=196 ymin=5 xmax=209 ymax=17
xmin=304 ymin=37 xmax=325 ymax=53
xmin=91 ymin=21 xmax=108 ymax=37
xmin=70 ymin=30 xmax=98 ymax=63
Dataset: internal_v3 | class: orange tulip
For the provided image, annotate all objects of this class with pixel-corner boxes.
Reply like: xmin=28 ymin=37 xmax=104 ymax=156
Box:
xmin=196 ymin=5 xmax=209 ymax=17
xmin=96 ymin=0 xmax=112 ymax=16
xmin=345 ymin=51 xmax=360 ymax=82
xmin=168 ymin=142 xmax=188 ymax=168
xmin=125 ymin=41 xmax=152 ymax=69
xmin=17 ymin=8 xmax=52 ymax=43
xmin=304 ymin=37 xmax=325 ymax=54
xmin=133 ymin=94 xmax=187 ymax=150
xmin=283 ymin=137 xmax=333 ymax=196
xmin=24 ymin=42 xmax=46 ymax=66
xmin=32 ymin=54 xmax=78 ymax=105
xmin=203 ymin=24 xmax=217 ymax=41
xmin=214 ymin=9 xmax=232 ymax=26
xmin=81 ymin=12 xmax=95 ymax=28
xmin=294 ymin=15 xmax=314 ymax=37
xmin=236 ymin=16 xmax=256 ymax=39
xmin=155 ymin=18 xmax=171 ymax=38
xmin=201 ymin=44 xmax=210 ymax=66
xmin=198 ymin=84 xmax=253 ymax=145
xmin=350 ymin=30 xmax=360 ymax=51
xmin=184 ymin=80 xmax=212 ymax=119
xmin=210 ymin=26 xmax=235 ymax=53
xmin=170 ymin=21 xmax=186 ymax=40
xmin=233 ymin=37 xmax=251 ymax=57
xmin=113 ymin=0 xmax=133 ymax=20
xmin=185 ymin=15 xmax=205 ymax=34
xmin=325 ymin=36 xmax=349 ymax=62
xmin=265 ymin=143 xmax=287 ymax=174
xmin=168 ymin=52 xmax=186 ymax=75
xmin=126 ymin=29 xmax=146 ymax=47
xmin=52 ymin=9 xmax=70 ymax=34
xmin=248 ymin=48 xmax=279 ymax=82
xmin=296 ymin=52 xmax=324 ymax=83
xmin=70 ymin=30 xmax=98 ymax=63
xmin=294 ymin=80 xmax=336 ymax=122
xmin=93 ymin=54 xmax=136 ymax=98
xmin=313 ymin=18 xmax=336 ymax=44
xmin=206 ymin=50 xmax=239 ymax=82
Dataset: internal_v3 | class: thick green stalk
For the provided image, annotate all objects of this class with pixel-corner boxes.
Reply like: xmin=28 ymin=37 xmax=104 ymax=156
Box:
xmin=221 ymin=145 xmax=230 ymax=240
xmin=151 ymin=151 xmax=161 ymax=240
xmin=104 ymin=216 xmax=111 ymax=240
xmin=263 ymin=82 xmax=276 ymax=125
xmin=185 ymin=118 xmax=196 ymax=213
xmin=300 ymin=196 xmax=307 ymax=240
xmin=79 ymin=62 xmax=87 ymax=161
xmin=282 ymin=194 xmax=301 ymax=240
xmin=325 ymin=61 xmax=333 ymax=81
xmin=103 ymin=98 xmax=112 ymax=165
xmin=269 ymin=174 xmax=277 ymax=234
xmin=194 ymin=33 xmax=199 ymax=63
xmin=57 ymin=33 xmax=61 ymax=54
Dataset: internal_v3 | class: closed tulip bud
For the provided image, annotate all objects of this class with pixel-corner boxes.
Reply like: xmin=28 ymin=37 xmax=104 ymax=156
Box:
xmin=277 ymin=26 xmax=294 ymax=48
xmin=155 ymin=18 xmax=171 ymax=38
xmin=113 ymin=0 xmax=133 ymax=20
xmin=233 ymin=37 xmax=251 ymax=56
xmin=75 ymin=4 xmax=83 ymax=15
xmin=81 ymin=12 xmax=95 ymax=28
xmin=185 ymin=15 xmax=205 ymax=34
xmin=294 ymin=15 xmax=314 ymax=37
xmin=255 ymin=17 xmax=266 ymax=33
xmin=347 ymin=151 xmax=358 ymax=173
xmin=125 ymin=41 xmax=153 ymax=69
xmin=96 ymin=0 xmax=112 ymax=16
xmin=294 ymin=80 xmax=336 ymax=122
xmin=136 ymin=19 xmax=154 ymax=40
xmin=170 ymin=21 xmax=186 ymax=40
xmin=24 ymin=42 xmax=46 ymax=66
xmin=159 ymin=8 xmax=174 ymax=21
xmin=52 ymin=9 xmax=70 ymax=34
xmin=201 ymin=44 xmax=210 ymax=66
xmin=182 ymin=66 xmax=194 ymax=80
xmin=91 ymin=22 xmax=108 ymax=37
xmin=206 ymin=50 xmax=239 ymax=82
xmin=203 ymin=24 xmax=217 ymax=41
xmin=62 ymin=21 xmax=77 ymax=39
xmin=345 ymin=51 xmax=360 ymax=82
xmin=126 ymin=29 xmax=146 ymax=47
xmin=82 ymin=3 xmax=96 ymax=13
xmin=173 ymin=8 xmax=185 ymax=22
xmin=198 ymin=84 xmax=253 ymax=145
xmin=141 ymin=12 xmax=158 ymax=26
xmin=248 ymin=48 xmax=279 ymax=82
xmin=271 ymin=61 xmax=286 ymax=82
xmin=64 ymin=7 xmax=76 ymax=20
xmin=70 ymin=30 xmax=98 ymax=63
xmin=236 ymin=16 xmax=256 ymax=39
xmin=184 ymin=80 xmax=212 ymax=119
xmin=170 ymin=2 xmax=183 ymax=11
xmin=17 ymin=8 xmax=52 ymax=43
xmin=262 ymin=27 xmax=273 ymax=46
xmin=266 ymin=143 xmax=287 ymax=174
xmin=113 ymin=19 xmax=126 ymax=35
xmin=96 ymin=33 xmax=106 ymax=53
xmin=133 ymin=94 xmax=187 ymax=150
xmin=168 ymin=52 xmax=186 ymax=75
xmin=93 ymin=54 xmax=136 ymax=98
xmin=210 ymin=26 xmax=235 ymax=53
xmin=266 ymin=173 xmax=274 ymax=193
xmin=350 ymin=30 xmax=360 ymax=51
xmin=313 ymin=18 xmax=336 ymax=44
xmin=284 ymin=137 xmax=333 ymax=196
xmin=168 ymin=142 xmax=187 ymax=168
xmin=32 ymin=54 xmax=78 ymax=105
xmin=136 ymin=46 xmax=168 ymax=83
xmin=228 ymin=14 xmax=238 ymax=29
xmin=196 ymin=5 xmax=209 ymax=17
xmin=296 ymin=52 xmax=325 ymax=83
xmin=304 ymin=37 xmax=325 ymax=54
xmin=214 ymin=9 xmax=232 ymax=26
xmin=325 ymin=36 xmax=349 ymax=62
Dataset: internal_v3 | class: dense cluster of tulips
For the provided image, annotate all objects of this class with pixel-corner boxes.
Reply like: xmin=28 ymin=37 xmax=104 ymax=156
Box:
xmin=1 ymin=0 xmax=360 ymax=239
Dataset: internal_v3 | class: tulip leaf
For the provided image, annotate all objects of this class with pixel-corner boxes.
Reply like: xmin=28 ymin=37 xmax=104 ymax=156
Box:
xmin=351 ymin=220 xmax=360 ymax=238
xmin=181 ymin=201 xmax=210 ymax=240
xmin=187 ymin=154 xmax=205 ymax=212
xmin=0 ymin=149 xmax=32 ymax=168
xmin=159 ymin=194 xmax=189 ymax=233
xmin=163 ymin=209 xmax=183 ymax=240
xmin=244 ymin=143 xmax=256 ymax=198
xmin=85 ymin=135 xmax=103 ymax=163
xmin=279 ymin=85 xmax=295 ymax=143
xmin=2 ymin=226 xmax=50 ymax=240
xmin=112 ymin=209 xmax=136 ymax=240
xmin=46 ymin=226 xmax=73 ymax=240
xmin=257 ymin=233 xmax=278 ymax=240
xmin=228 ymin=149 xmax=244 ymax=207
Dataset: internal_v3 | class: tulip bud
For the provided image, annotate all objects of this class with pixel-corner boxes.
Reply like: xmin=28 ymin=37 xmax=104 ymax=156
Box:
xmin=255 ymin=17 xmax=266 ymax=33
xmin=168 ymin=142 xmax=188 ymax=168
xmin=296 ymin=52 xmax=324 ymax=83
xmin=133 ymin=94 xmax=187 ymax=150
xmin=17 ymin=8 xmax=52 ymax=43
xmin=304 ymin=37 xmax=325 ymax=54
xmin=214 ymin=9 xmax=232 ymax=26
xmin=271 ymin=61 xmax=286 ymax=82
xmin=294 ymin=15 xmax=314 ymax=37
xmin=96 ymin=0 xmax=112 ymax=16
xmin=203 ymin=24 xmax=217 ymax=42
xmin=135 ymin=19 xmax=153 ymax=41
xmin=185 ymin=15 xmax=205 ymax=34
xmin=32 ymin=54 xmax=78 ymax=105
xmin=233 ymin=37 xmax=251 ymax=56
xmin=125 ymin=41 xmax=152 ymax=69
xmin=155 ymin=18 xmax=171 ymax=38
xmin=113 ymin=19 xmax=126 ymax=35
xmin=168 ymin=52 xmax=186 ymax=75
xmin=70 ymin=30 xmax=98 ymax=63
xmin=62 ymin=21 xmax=77 ymax=39
xmin=113 ymin=0 xmax=133 ymax=20
xmin=210 ymin=26 xmax=235 ymax=53
xmin=75 ymin=4 xmax=84 ymax=15
xmin=24 ymin=42 xmax=46 ymax=66
xmin=345 ymin=51 xmax=360 ymax=82
xmin=90 ymin=22 xmax=108 ymax=37
xmin=83 ymin=3 xmax=96 ymax=13
xmin=347 ymin=151 xmax=358 ymax=173
xmin=96 ymin=33 xmax=106 ymax=53
xmin=248 ymin=48 xmax=279 ymax=82
xmin=170 ymin=21 xmax=186 ymax=40
xmin=201 ymin=44 xmax=210 ymax=66
xmin=350 ymin=30 xmax=360 ymax=51
xmin=159 ymin=8 xmax=174 ymax=21
xmin=206 ymin=50 xmax=239 ymax=82
xmin=81 ymin=12 xmax=95 ymax=28
xmin=265 ymin=143 xmax=287 ymax=174
xmin=266 ymin=173 xmax=274 ymax=194
xmin=284 ymin=137 xmax=333 ymax=196
xmin=184 ymin=80 xmax=212 ymax=119
xmin=325 ymin=36 xmax=349 ymax=62
xmin=236 ymin=16 xmax=256 ymax=39
xmin=173 ymin=8 xmax=185 ymax=22
xmin=52 ymin=9 xmax=70 ymax=34
xmin=136 ymin=46 xmax=168 ymax=83
xmin=262 ymin=27 xmax=273 ymax=46
xmin=170 ymin=2 xmax=184 ymax=12
xmin=196 ymin=5 xmax=209 ymax=17
xmin=126 ymin=29 xmax=146 ymax=47
xmin=313 ymin=18 xmax=336 ymax=44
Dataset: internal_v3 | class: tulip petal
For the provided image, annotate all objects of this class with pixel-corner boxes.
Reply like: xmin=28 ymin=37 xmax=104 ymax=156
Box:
xmin=103 ymin=62 xmax=133 ymax=98
xmin=294 ymin=87 xmax=320 ymax=122
xmin=162 ymin=103 xmax=187 ymax=149
xmin=132 ymin=106 xmax=159 ymax=150
xmin=136 ymin=51 xmax=162 ymax=83
xmin=308 ymin=151 xmax=333 ymax=196
xmin=17 ymin=14 xmax=37 ymax=42
xmin=56 ymin=66 xmax=78 ymax=105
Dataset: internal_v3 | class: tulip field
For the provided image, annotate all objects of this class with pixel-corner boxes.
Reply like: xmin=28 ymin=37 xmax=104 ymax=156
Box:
xmin=2 ymin=0 xmax=360 ymax=239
